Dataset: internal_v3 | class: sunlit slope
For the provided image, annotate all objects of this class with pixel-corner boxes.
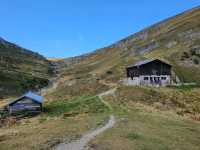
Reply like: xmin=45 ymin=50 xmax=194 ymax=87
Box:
xmin=58 ymin=6 xmax=200 ymax=84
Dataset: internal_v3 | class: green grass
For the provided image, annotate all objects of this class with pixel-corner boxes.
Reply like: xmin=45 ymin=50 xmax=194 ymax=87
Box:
xmin=168 ymin=84 xmax=200 ymax=91
xmin=45 ymin=96 xmax=110 ymax=117
xmin=126 ymin=132 xmax=142 ymax=140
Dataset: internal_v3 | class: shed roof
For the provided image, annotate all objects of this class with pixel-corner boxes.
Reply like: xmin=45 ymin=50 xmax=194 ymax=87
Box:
xmin=127 ymin=59 xmax=171 ymax=68
xmin=25 ymin=91 xmax=44 ymax=103
xmin=8 ymin=91 xmax=44 ymax=106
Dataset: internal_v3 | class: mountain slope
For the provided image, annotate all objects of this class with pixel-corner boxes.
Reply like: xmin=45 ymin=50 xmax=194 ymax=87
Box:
xmin=57 ymin=6 xmax=200 ymax=86
xmin=0 ymin=37 xmax=53 ymax=97
xmin=1 ymin=7 xmax=200 ymax=150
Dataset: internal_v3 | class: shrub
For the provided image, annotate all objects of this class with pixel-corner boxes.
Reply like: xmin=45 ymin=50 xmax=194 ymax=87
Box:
xmin=106 ymin=70 xmax=113 ymax=75
xmin=126 ymin=132 xmax=142 ymax=140
xmin=181 ymin=52 xmax=190 ymax=60
xmin=193 ymin=58 xmax=199 ymax=64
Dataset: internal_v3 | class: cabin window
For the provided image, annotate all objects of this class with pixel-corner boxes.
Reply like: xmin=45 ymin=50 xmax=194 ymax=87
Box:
xmin=161 ymin=77 xmax=167 ymax=80
xmin=144 ymin=77 xmax=149 ymax=80
xmin=154 ymin=77 xmax=160 ymax=80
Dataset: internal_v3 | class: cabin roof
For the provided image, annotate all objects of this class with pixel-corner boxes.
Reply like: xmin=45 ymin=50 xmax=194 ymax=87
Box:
xmin=127 ymin=59 xmax=171 ymax=68
xmin=8 ymin=91 xmax=44 ymax=106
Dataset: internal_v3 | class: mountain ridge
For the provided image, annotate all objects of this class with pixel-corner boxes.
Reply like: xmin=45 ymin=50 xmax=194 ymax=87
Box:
xmin=59 ymin=6 xmax=200 ymax=61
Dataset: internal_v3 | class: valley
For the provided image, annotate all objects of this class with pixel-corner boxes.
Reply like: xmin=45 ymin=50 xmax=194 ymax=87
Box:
xmin=0 ymin=6 xmax=200 ymax=150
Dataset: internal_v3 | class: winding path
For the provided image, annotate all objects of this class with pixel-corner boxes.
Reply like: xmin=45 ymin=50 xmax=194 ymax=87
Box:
xmin=54 ymin=87 xmax=117 ymax=150
xmin=54 ymin=115 xmax=115 ymax=150
xmin=98 ymin=88 xmax=116 ymax=112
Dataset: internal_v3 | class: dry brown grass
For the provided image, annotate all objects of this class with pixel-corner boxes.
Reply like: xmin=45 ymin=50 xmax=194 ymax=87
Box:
xmin=47 ymin=58 xmax=65 ymax=62
xmin=88 ymin=92 xmax=200 ymax=150
xmin=114 ymin=86 xmax=200 ymax=119
xmin=0 ymin=98 xmax=12 ymax=108
xmin=0 ymin=113 xmax=108 ymax=150
xmin=0 ymin=95 xmax=110 ymax=150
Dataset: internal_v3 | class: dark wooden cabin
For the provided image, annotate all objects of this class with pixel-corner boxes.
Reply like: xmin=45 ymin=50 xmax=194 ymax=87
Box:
xmin=7 ymin=91 xmax=44 ymax=115
xmin=126 ymin=59 xmax=172 ymax=86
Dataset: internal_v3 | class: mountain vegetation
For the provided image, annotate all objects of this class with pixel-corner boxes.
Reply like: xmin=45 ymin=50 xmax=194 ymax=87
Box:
xmin=0 ymin=37 xmax=53 ymax=97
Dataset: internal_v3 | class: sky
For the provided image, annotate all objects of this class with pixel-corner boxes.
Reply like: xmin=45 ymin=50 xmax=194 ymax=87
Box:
xmin=0 ymin=0 xmax=199 ymax=58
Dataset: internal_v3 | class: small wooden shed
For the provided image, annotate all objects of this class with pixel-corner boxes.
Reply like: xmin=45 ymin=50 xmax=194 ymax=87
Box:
xmin=7 ymin=91 xmax=44 ymax=115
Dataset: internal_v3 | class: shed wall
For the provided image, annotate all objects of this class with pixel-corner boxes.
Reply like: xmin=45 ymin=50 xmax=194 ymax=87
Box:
xmin=8 ymin=97 xmax=42 ymax=114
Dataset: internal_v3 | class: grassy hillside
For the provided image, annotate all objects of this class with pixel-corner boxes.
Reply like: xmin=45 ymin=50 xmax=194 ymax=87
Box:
xmin=0 ymin=37 xmax=53 ymax=97
xmin=57 ymin=6 xmax=200 ymax=86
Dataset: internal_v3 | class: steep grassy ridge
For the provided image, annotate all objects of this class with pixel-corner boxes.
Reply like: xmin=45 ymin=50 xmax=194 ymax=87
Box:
xmin=0 ymin=38 xmax=53 ymax=97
